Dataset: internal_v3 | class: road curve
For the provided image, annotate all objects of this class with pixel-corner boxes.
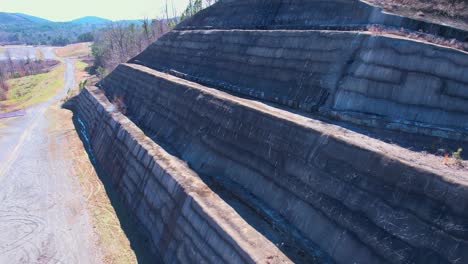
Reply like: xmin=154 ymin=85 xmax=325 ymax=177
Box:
xmin=0 ymin=58 xmax=102 ymax=263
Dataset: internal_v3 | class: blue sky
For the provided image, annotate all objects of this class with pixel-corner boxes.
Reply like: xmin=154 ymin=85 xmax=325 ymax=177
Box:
xmin=0 ymin=0 xmax=191 ymax=21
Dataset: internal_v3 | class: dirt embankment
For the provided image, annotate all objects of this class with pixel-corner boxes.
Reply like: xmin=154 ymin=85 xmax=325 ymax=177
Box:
xmin=367 ymin=0 xmax=468 ymax=31
xmin=56 ymin=44 xmax=138 ymax=264
xmin=49 ymin=106 xmax=138 ymax=264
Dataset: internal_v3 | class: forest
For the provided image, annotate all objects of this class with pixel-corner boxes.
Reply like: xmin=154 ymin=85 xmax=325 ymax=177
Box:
xmin=91 ymin=0 xmax=218 ymax=75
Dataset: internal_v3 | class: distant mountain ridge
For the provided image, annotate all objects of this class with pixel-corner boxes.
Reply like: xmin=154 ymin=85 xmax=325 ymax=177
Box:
xmin=0 ymin=12 xmax=145 ymax=45
xmin=0 ymin=12 xmax=51 ymax=24
xmin=0 ymin=12 xmax=113 ymax=25
xmin=0 ymin=12 xmax=143 ymax=25
xmin=70 ymin=16 xmax=112 ymax=25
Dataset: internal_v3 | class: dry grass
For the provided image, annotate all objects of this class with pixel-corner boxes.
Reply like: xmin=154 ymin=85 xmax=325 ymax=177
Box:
xmin=367 ymin=25 xmax=468 ymax=51
xmin=63 ymin=59 xmax=92 ymax=103
xmin=47 ymin=105 xmax=137 ymax=264
xmin=75 ymin=60 xmax=90 ymax=88
xmin=379 ymin=0 xmax=468 ymax=19
xmin=1 ymin=63 xmax=65 ymax=111
xmin=367 ymin=0 xmax=468 ymax=30
xmin=54 ymin=42 xmax=92 ymax=58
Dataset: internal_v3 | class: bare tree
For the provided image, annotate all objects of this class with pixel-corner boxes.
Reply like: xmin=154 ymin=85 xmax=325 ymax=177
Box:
xmin=92 ymin=19 xmax=172 ymax=74
xmin=165 ymin=0 xmax=170 ymax=22
xmin=142 ymin=18 xmax=153 ymax=47
xmin=90 ymin=0 xmax=219 ymax=75
xmin=5 ymin=50 xmax=15 ymax=76
xmin=172 ymin=0 xmax=177 ymax=21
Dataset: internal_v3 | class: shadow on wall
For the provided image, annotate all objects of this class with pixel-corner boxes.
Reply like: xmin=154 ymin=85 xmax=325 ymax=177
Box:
xmin=72 ymin=114 xmax=163 ymax=264
xmin=267 ymin=100 xmax=468 ymax=161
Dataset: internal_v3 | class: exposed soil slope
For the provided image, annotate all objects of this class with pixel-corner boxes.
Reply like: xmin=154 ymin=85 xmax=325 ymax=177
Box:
xmin=368 ymin=0 xmax=468 ymax=31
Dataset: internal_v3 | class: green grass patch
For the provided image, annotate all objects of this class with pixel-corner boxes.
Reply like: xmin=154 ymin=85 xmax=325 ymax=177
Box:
xmin=75 ymin=60 xmax=88 ymax=71
xmin=3 ymin=63 xmax=65 ymax=109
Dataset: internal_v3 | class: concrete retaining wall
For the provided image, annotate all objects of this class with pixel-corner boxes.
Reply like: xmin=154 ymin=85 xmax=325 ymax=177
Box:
xmin=131 ymin=30 xmax=468 ymax=140
xmin=176 ymin=0 xmax=467 ymax=41
xmin=132 ymin=30 xmax=357 ymax=112
xmin=68 ymin=86 xmax=291 ymax=264
xmin=100 ymin=63 xmax=468 ymax=264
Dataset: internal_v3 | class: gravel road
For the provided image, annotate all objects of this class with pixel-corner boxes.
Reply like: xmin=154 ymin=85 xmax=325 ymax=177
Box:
xmin=0 ymin=56 xmax=102 ymax=263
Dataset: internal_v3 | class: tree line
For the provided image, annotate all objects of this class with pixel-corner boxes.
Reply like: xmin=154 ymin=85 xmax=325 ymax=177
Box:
xmin=0 ymin=22 xmax=102 ymax=46
xmin=91 ymin=19 xmax=171 ymax=76
xmin=0 ymin=52 xmax=59 ymax=99
xmin=91 ymin=0 xmax=218 ymax=76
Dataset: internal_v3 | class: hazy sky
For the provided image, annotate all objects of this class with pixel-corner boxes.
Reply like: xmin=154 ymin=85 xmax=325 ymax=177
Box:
xmin=0 ymin=0 xmax=191 ymax=21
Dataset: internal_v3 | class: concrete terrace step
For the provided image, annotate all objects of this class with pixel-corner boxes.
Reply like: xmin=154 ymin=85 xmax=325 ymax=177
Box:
xmin=98 ymin=62 xmax=468 ymax=264
xmin=70 ymin=86 xmax=293 ymax=264
xmin=131 ymin=29 xmax=468 ymax=141
xmin=176 ymin=0 xmax=467 ymax=41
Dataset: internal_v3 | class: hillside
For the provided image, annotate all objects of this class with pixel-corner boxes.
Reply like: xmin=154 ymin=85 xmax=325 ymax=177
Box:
xmin=0 ymin=12 xmax=50 ymax=24
xmin=367 ymin=0 xmax=468 ymax=31
xmin=0 ymin=12 xmax=129 ymax=45
xmin=70 ymin=16 xmax=111 ymax=25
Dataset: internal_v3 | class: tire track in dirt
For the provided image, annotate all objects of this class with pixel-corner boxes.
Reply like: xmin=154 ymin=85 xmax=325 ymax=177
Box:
xmin=0 ymin=58 xmax=102 ymax=263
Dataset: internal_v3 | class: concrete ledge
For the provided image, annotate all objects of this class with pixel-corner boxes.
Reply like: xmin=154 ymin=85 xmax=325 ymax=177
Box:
xmin=131 ymin=29 xmax=468 ymax=141
xmin=176 ymin=0 xmax=467 ymax=41
xmin=68 ymin=86 xmax=291 ymax=264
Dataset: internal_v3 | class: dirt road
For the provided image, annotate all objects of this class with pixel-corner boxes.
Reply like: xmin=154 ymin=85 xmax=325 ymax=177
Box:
xmin=0 ymin=58 xmax=102 ymax=263
xmin=0 ymin=46 xmax=55 ymax=61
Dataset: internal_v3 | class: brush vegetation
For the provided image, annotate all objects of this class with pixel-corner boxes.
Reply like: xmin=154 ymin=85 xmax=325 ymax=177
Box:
xmin=1 ymin=63 xmax=65 ymax=110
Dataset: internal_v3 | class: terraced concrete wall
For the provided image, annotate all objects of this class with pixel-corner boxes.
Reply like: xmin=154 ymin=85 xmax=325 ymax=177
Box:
xmin=131 ymin=30 xmax=468 ymax=140
xmin=132 ymin=30 xmax=357 ymax=112
xmin=68 ymin=87 xmax=290 ymax=264
xmin=331 ymin=34 xmax=468 ymax=139
xmin=100 ymin=63 xmax=468 ymax=264
xmin=177 ymin=0 xmax=467 ymax=41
